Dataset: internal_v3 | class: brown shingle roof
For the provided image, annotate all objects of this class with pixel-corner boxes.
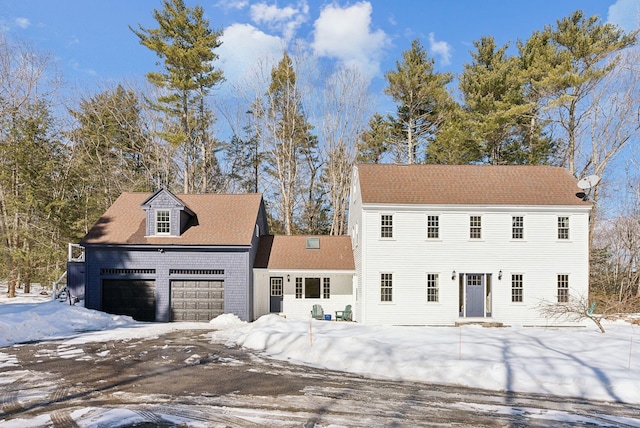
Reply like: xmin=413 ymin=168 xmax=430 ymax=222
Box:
xmin=81 ymin=192 xmax=263 ymax=246
xmin=356 ymin=164 xmax=591 ymax=207
xmin=254 ymin=235 xmax=355 ymax=271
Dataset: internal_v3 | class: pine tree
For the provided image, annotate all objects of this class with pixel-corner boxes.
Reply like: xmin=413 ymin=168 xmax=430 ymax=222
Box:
xmin=384 ymin=39 xmax=453 ymax=164
xmin=131 ymin=0 xmax=224 ymax=193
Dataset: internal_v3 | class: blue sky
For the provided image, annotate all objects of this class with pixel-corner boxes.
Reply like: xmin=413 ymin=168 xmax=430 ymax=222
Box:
xmin=1 ymin=0 xmax=637 ymax=96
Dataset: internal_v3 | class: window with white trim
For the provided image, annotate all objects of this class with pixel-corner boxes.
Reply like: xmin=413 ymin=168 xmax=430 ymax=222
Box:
xmin=381 ymin=273 xmax=393 ymax=302
xmin=511 ymin=274 xmax=523 ymax=302
xmin=323 ymin=278 xmax=330 ymax=299
xmin=295 ymin=277 xmax=302 ymax=299
xmin=557 ymin=274 xmax=569 ymax=303
xmin=512 ymin=216 xmax=524 ymax=239
xmin=156 ymin=210 xmax=170 ymax=235
xmin=558 ymin=217 xmax=569 ymax=240
xmin=427 ymin=215 xmax=439 ymax=239
xmin=381 ymin=214 xmax=393 ymax=238
xmin=469 ymin=216 xmax=482 ymax=239
xmin=426 ymin=273 xmax=439 ymax=302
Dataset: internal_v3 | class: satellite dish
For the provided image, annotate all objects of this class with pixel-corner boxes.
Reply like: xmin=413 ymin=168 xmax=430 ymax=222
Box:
xmin=577 ymin=174 xmax=601 ymax=190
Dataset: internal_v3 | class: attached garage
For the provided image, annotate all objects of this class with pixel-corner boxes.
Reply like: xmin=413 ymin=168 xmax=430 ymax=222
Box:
xmin=102 ymin=279 xmax=156 ymax=322
xmin=170 ymin=280 xmax=224 ymax=321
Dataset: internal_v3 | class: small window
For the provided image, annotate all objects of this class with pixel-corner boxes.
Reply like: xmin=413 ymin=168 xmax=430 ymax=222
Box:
xmin=156 ymin=210 xmax=170 ymax=234
xmin=295 ymin=277 xmax=302 ymax=299
xmin=512 ymin=216 xmax=524 ymax=239
xmin=427 ymin=215 xmax=439 ymax=239
xmin=557 ymin=274 xmax=569 ymax=303
xmin=323 ymin=278 xmax=330 ymax=299
xmin=270 ymin=277 xmax=283 ymax=297
xmin=470 ymin=216 xmax=482 ymax=239
xmin=305 ymin=278 xmax=321 ymax=299
xmin=381 ymin=273 xmax=393 ymax=302
xmin=306 ymin=237 xmax=320 ymax=249
xmin=381 ymin=215 xmax=393 ymax=238
xmin=426 ymin=273 xmax=439 ymax=302
xmin=511 ymin=274 xmax=523 ymax=302
xmin=558 ymin=217 xmax=569 ymax=240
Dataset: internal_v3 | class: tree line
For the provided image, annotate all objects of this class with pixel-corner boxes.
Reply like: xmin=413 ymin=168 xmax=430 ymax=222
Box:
xmin=1 ymin=0 xmax=639 ymax=305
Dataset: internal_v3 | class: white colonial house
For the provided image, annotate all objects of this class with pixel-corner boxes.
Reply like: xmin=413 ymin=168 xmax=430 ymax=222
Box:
xmin=347 ymin=164 xmax=592 ymax=326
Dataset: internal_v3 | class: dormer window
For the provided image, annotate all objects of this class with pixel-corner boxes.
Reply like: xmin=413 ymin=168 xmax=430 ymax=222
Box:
xmin=156 ymin=210 xmax=170 ymax=235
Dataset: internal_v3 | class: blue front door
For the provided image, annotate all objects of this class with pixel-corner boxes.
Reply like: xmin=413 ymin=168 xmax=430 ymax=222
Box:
xmin=465 ymin=274 xmax=485 ymax=317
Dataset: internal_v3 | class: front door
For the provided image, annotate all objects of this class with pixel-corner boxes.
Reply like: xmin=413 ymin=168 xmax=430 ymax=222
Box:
xmin=270 ymin=277 xmax=283 ymax=313
xmin=465 ymin=274 xmax=485 ymax=317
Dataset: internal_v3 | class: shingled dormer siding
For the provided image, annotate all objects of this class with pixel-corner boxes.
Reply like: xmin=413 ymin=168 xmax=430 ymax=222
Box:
xmin=143 ymin=189 xmax=189 ymax=237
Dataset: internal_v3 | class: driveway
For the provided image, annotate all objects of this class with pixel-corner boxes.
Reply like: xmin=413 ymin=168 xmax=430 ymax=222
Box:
xmin=1 ymin=329 xmax=639 ymax=427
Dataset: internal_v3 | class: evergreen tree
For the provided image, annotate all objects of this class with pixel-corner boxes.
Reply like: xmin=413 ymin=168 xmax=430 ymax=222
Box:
xmin=356 ymin=113 xmax=392 ymax=164
xmin=131 ymin=0 xmax=224 ymax=193
xmin=384 ymin=39 xmax=453 ymax=164
xmin=66 ymin=85 xmax=152 ymax=237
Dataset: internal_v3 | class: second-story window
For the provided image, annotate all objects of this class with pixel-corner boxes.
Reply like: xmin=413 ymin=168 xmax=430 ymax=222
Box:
xmin=427 ymin=215 xmax=439 ymax=239
xmin=469 ymin=216 xmax=482 ymax=239
xmin=512 ymin=216 xmax=524 ymax=239
xmin=156 ymin=210 xmax=170 ymax=235
xmin=381 ymin=214 xmax=393 ymax=238
xmin=558 ymin=217 xmax=570 ymax=240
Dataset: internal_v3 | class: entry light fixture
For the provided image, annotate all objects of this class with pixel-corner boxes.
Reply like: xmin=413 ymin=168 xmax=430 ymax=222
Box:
xmin=451 ymin=270 xmax=456 ymax=280
xmin=287 ymin=274 xmax=290 ymax=282
xmin=499 ymin=270 xmax=503 ymax=280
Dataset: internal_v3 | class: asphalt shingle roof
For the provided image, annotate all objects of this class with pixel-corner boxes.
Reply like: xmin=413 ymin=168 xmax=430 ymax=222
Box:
xmin=356 ymin=164 xmax=591 ymax=207
xmin=81 ymin=192 xmax=263 ymax=246
xmin=254 ymin=235 xmax=355 ymax=271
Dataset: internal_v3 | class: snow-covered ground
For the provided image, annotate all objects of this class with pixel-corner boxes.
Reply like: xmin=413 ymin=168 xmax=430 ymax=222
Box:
xmin=1 ymin=285 xmax=640 ymax=422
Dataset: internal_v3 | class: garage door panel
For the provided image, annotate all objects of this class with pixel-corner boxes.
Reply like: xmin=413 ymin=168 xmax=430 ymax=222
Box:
xmin=102 ymin=279 xmax=156 ymax=322
xmin=171 ymin=280 xmax=224 ymax=322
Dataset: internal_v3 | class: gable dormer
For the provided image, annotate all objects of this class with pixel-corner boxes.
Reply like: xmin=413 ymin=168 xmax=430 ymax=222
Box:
xmin=141 ymin=189 xmax=195 ymax=237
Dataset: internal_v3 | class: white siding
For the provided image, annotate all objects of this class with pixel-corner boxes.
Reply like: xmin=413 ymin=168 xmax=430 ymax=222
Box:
xmin=348 ymin=168 xmax=364 ymax=323
xmin=359 ymin=205 xmax=590 ymax=326
xmin=254 ymin=270 xmax=355 ymax=321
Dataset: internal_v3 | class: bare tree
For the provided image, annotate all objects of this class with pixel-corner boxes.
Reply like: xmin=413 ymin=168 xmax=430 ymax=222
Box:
xmin=318 ymin=66 xmax=372 ymax=235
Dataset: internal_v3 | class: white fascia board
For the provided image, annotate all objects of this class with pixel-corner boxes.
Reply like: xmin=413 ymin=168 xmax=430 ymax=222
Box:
xmin=362 ymin=203 xmax=592 ymax=214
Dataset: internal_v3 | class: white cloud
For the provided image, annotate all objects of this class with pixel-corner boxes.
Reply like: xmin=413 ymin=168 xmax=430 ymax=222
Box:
xmin=428 ymin=32 xmax=452 ymax=66
xmin=607 ymin=0 xmax=640 ymax=32
xmin=311 ymin=2 xmax=390 ymax=78
xmin=15 ymin=17 xmax=30 ymax=29
xmin=218 ymin=23 xmax=285 ymax=88
xmin=249 ymin=1 xmax=309 ymax=42
xmin=216 ymin=0 xmax=249 ymax=10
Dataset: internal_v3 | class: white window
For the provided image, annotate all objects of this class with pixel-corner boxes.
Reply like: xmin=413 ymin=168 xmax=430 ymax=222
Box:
xmin=427 ymin=215 xmax=439 ymax=239
xmin=156 ymin=210 xmax=170 ymax=235
xmin=381 ymin=273 xmax=393 ymax=302
xmin=511 ymin=274 xmax=523 ymax=302
xmin=470 ymin=216 xmax=482 ymax=239
xmin=557 ymin=274 xmax=569 ymax=303
xmin=426 ymin=273 xmax=439 ymax=302
xmin=323 ymin=278 xmax=330 ymax=299
xmin=558 ymin=217 xmax=569 ymax=240
xmin=295 ymin=277 xmax=302 ymax=299
xmin=512 ymin=216 xmax=524 ymax=239
xmin=381 ymin=215 xmax=393 ymax=238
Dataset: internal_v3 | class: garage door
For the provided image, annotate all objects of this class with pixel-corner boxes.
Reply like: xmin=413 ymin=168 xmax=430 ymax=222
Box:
xmin=102 ymin=280 xmax=156 ymax=322
xmin=171 ymin=280 xmax=224 ymax=322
